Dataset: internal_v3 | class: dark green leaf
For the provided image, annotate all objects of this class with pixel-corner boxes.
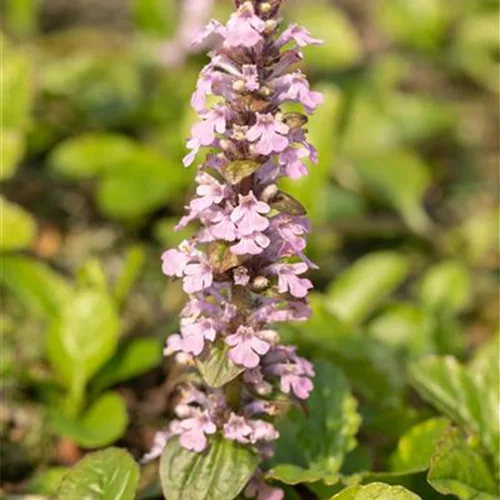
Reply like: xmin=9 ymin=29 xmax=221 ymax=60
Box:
xmin=270 ymin=191 xmax=307 ymax=215
xmin=55 ymin=447 xmax=139 ymax=500
xmin=428 ymin=427 xmax=497 ymax=499
xmin=222 ymin=160 xmax=262 ymax=184
xmin=266 ymin=464 xmax=333 ymax=485
xmin=196 ymin=341 xmax=245 ymax=388
xmin=160 ymin=436 xmax=258 ymax=500
xmin=207 ymin=241 xmax=247 ymax=274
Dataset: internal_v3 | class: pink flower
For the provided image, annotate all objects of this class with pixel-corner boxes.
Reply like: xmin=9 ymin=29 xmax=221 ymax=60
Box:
xmin=191 ymin=105 xmax=228 ymax=145
xmin=231 ymin=192 xmax=270 ymax=235
xmin=191 ymin=19 xmax=226 ymax=48
xmin=245 ymin=474 xmax=284 ymax=500
xmin=161 ymin=248 xmax=190 ymax=277
xmin=225 ymin=3 xmax=266 ymax=48
xmin=191 ymin=66 xmax=221 ymax=112
xmin=226 ymin=326 xmax=271 ymax=368
xmin=178 ymin=411 xmax=217 ymax=452
xmin=249 ymin=420 xmax=279 ymax=443
xmin=278 ymin=24 xmax=323 ymax=48
xmin=242 ymin=65 xmax=259 ymax=91
xmin=223 ymin=413 xmax=253 ymax=443
xmin=280 ymin=369 xmax=314 ymax=400
xmin=183 ymin=262 xmax=213 ymax=293
xmin=269 ymin=262 xmax=312 ymax=298
xmin=181 ymin=317 xmax=217 ymax=355
xmin=208 ymin=209 xmax=238 ymax=241
xmin=278 ymin=146 xmax=309 ymax=179
xmin=190 ymin=179 xmax=226 ymax=212
xmin=247 ymin=113 xmax=289 ymax=155
xmin=231 ymin=232 xmax=270 ymax=255
xmin=183 ymin=137 xmax=201 ymax=167
xmin=278 ymin=72 xmax=324 ymax=113
xmin=164 ymin=333 xmax=183 ymax=356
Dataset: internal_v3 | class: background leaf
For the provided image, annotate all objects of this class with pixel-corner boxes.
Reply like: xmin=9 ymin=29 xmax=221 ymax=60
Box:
xmin=0 ymin=197 xmax=36 ymax=250
xmin=50 ymin=392 xmax=129 ymax=448
xmin=409 ymin=356 xmax=498 ymax=458
xmin=55 ymin=447 xmax=139 ymax=500
xmin=326 ymin=251 xmax=409 ymax=324
xmin=329 ymin=482 xmax=422 ymax=499
xmin=160 ymin=436 xmax=258 ymax=500
xmin=427 ymin=427 xmax=497 ymax=499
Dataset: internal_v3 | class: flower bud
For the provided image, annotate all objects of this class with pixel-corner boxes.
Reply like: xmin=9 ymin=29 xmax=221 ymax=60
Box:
xmin=259 ymin=2 xmax=272 ymax=14
xmin=264 ymin=19 xmax=278 ymax=33
xmin=259 ymin=86 xmax=272 ymax=97
xmin=232 ymin=80 xmax=245 ymax=92
xmin=252 ymin=276 xmax=270 ymax=290
xmin=260 ymin=183 xmax=279 ymax=202
xmin=257 ymin=329 xmax=280 ymax=344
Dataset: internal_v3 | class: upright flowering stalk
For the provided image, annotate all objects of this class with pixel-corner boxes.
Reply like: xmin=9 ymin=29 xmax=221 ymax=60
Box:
xmin=152 ymin=1 xmax=323 ymax=498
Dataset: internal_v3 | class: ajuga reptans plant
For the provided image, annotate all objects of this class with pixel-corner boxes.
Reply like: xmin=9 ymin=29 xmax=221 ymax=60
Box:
xmin=148 ymin=1 xmax=323 ymax=497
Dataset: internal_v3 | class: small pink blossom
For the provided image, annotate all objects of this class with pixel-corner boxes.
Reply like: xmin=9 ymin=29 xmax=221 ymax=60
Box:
xmin=177 ymin=411 xmax=217 ymax=452
xmin=278 ymin=24 xmax=323 ymax=48
xmin=270 ymin=262 xmax=312 ymax=298
xmin=183 ymin=137 xmax=201 ymax=167
xmin=231 ymin=232 xmax=270 ymax=255
xmin=191 ymin=105 xmax=228 ymax=145
xmin=278 ymin=72 xmax=324 ymax=113
xmin=181 ymin=318 xmax=217 ymax=355
xmin=191 ymin=19 xmax=226 ymax=48
xmin=242 ymin=65 xmax=259 ymax=91
xmin=183 ymin=262 xmax=213 ymax=293
xmin=190 ymin=180 xmax=226 ymax=212
xmin=208 ymin=209 xmax=238 ymax=241
xmin=225 ymin=3 xmax=266 ymax=48
xmin=278 ymin=146 xmax=309 ymax=179
xmin=226 ymin=326 xmax=271 ymax=368
xmin=223 ymin=413 xmax=253 ymax=443
xmin=231 ymin=192 xmax=270 ymax=235
xmin=247 ymin=113 xmax=289 ymax=155
xmin=245 ymin=474 xmax=284 ymax=500
xmin=161 ymin=248 xmax=190 ymax=277
xmin=249 ymin=420 xmax=279 ymax=443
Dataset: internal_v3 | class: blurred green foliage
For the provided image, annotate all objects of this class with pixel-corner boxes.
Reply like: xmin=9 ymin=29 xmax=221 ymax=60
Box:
xmin=0 ymin=0 xmax=498 ymax=498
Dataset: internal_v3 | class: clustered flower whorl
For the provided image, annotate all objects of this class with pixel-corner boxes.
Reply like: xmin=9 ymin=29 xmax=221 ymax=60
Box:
xmin=150 ymin=1 xmax=323 ymax=498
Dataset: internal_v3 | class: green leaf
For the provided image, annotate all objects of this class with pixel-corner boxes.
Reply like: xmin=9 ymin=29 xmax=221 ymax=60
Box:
xmin=222 ymin=160 xmax=262 ymax=184
xmin=389 ymin=418 xmax=450 ymax=473
xmin=298 ymin=361 xmax=361 ymax=474
xmin=0 ymin=196 xmax=36 ymax=250
xmin=409 ymin=356 xmax=498 ymax=457
xmin=273 ymin=361 xmax=361 ymax=481
xmin=46 ymin=289 xmax=120 ymax=410
xmin=91 ymin=338 xmax=162 ymax=393
xmin=428 ymin=427 xmax=498 ymax=499
xmin=368 ymin=303 xmax=437 ymax=358
xmin=113 ymin=245 xmax=146 ymax=307
xmin=328 ymin=482 xmax=422 ymax=499
xmin=418 ymin=261 xmax=471 ymax=313
xmin=131 ymin=0 xmax=177 ymax=36
xmin=2 ymin=41 xmax=33 ymax=129
xmin=289 ymin=296 xmax=405 ymax=407
xmin=266 ymin=464 xmax=332 ymax=485
xmin=348 ymin=149 xmax=432 ymax=233
xmin=207 ymin=241 xmax=247 ymax=275
xmin=269 ymin=191 xmax=307 ymax=215
xmin=0 ymin=255 xmax=72 ymax=318
xmin=27 ymin=467 xmax=70 ymax=495
xmin=49 ymin=133 xmax=180 ymax=220
xmin=287 ymin=4 xmax=361 ymax=70
xmin=49 ymin=133 xmax=137 ymax=179
xmin=51 ymin=392 xmax=129 ymax=448
xmin=326 ymin=251 xmax=409 ymax=324
xmin=0 ymin=129 xmax=25 ymax=179
xmin=160 ymin=436 xmax=258 ymax=500
xmin=196 ymin=341 xmax=245 ymax=388
xmin=55 ymin=447 xmax=139 ymax=500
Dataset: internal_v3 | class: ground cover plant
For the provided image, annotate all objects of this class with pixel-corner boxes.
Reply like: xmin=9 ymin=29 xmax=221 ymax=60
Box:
xmin=1 ymin=0 xmax=499 ymax=499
